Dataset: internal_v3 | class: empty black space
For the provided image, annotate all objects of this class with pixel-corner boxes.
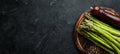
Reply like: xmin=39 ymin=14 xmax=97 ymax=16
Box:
xmin=0 ymin=0 xmax=120 ymax=54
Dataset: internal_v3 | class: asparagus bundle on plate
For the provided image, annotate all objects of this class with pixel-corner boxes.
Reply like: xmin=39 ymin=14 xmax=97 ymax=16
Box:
xmin=77 ymin=12 xmax=120 ymax=54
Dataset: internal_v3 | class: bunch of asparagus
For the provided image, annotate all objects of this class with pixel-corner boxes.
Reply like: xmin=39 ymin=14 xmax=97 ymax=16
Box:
xmin=77 ymin=13 xmax=120 ymax=54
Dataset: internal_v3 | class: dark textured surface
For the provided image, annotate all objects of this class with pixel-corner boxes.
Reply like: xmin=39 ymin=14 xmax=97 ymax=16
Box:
xmin=0 ymin=0 xmax=120 ymax=54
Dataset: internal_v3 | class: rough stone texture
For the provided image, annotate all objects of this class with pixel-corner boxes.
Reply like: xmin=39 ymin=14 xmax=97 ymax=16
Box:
xmin=0 ymin=0 xmax=120 ymax=54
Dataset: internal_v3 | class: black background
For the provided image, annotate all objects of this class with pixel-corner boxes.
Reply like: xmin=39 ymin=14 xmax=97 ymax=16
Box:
xmin=0 ymin=0 xmax=120 ymax=54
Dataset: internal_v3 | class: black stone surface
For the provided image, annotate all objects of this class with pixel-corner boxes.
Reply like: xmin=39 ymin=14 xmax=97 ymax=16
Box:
xmin=0 ymin=0 xmax=120 ymax=54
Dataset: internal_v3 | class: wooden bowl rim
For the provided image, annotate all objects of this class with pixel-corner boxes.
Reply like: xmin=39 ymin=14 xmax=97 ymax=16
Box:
xmin=74 ymin=12 xmax=86 ymax=52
